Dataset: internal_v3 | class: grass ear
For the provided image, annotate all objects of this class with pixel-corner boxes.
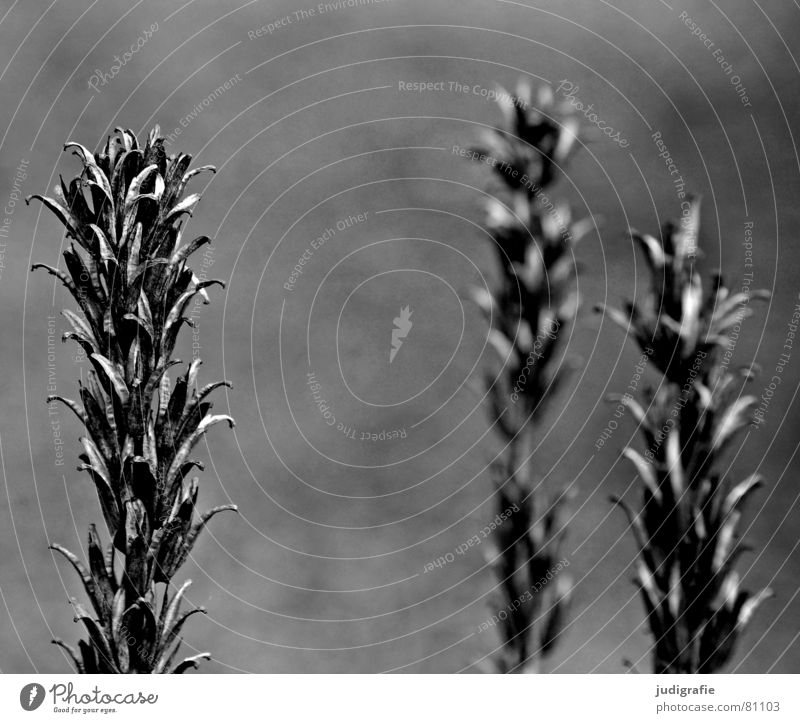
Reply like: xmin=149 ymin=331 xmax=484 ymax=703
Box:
xmin=34 ymin=127 xmax=236 ymax=674
xmin=605 ymin=203 xmax=771 ymax=673
xmin=467 ymin=80 xmax=585 ymax=672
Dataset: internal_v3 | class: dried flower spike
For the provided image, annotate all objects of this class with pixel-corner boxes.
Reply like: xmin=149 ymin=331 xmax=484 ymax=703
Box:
xmin=30 ymin=126 xmax=237 ymax=673
xmin=471 ymin=80 xmax=590 ymax=672
xmin=599 ymin=198 xmax=772 ymax=673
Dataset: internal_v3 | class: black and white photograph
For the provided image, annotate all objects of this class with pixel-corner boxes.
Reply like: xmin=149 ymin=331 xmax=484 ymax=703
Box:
xmin=0 ymin=0 xmax=798 ymax=718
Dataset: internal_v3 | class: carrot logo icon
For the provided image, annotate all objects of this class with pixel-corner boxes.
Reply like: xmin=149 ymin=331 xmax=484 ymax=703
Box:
xmin=20 ymin=683 xmax=45 ymax=711
xmin=389 ymin=306 xmax=413 ymax=363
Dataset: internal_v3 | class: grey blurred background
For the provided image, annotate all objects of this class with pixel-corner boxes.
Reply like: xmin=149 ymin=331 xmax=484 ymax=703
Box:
xmin=1 ymin=0 xmax=799 ymax=673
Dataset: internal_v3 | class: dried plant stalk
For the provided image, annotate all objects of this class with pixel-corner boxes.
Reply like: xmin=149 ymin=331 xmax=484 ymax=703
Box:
xmin=599 ymin=199 xmax=772 ymax=673
xmin=471 ymin=82 xmax=591 ymax=672
xmin=29 ymin=126 xmax=236 ymax=673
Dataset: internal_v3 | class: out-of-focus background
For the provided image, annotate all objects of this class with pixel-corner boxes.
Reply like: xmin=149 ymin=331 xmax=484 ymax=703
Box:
xmin=1 ymin=0 xmax=798 ymax=673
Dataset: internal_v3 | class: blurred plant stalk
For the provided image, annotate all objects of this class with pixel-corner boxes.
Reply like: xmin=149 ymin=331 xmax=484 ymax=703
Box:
xmin=29 ymin=127 xmax=236 ymax=673
xmin=470 ymin=82 xmax=592 ymax=673
xmin=598 ymin=199 xmax=772 ymax=673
